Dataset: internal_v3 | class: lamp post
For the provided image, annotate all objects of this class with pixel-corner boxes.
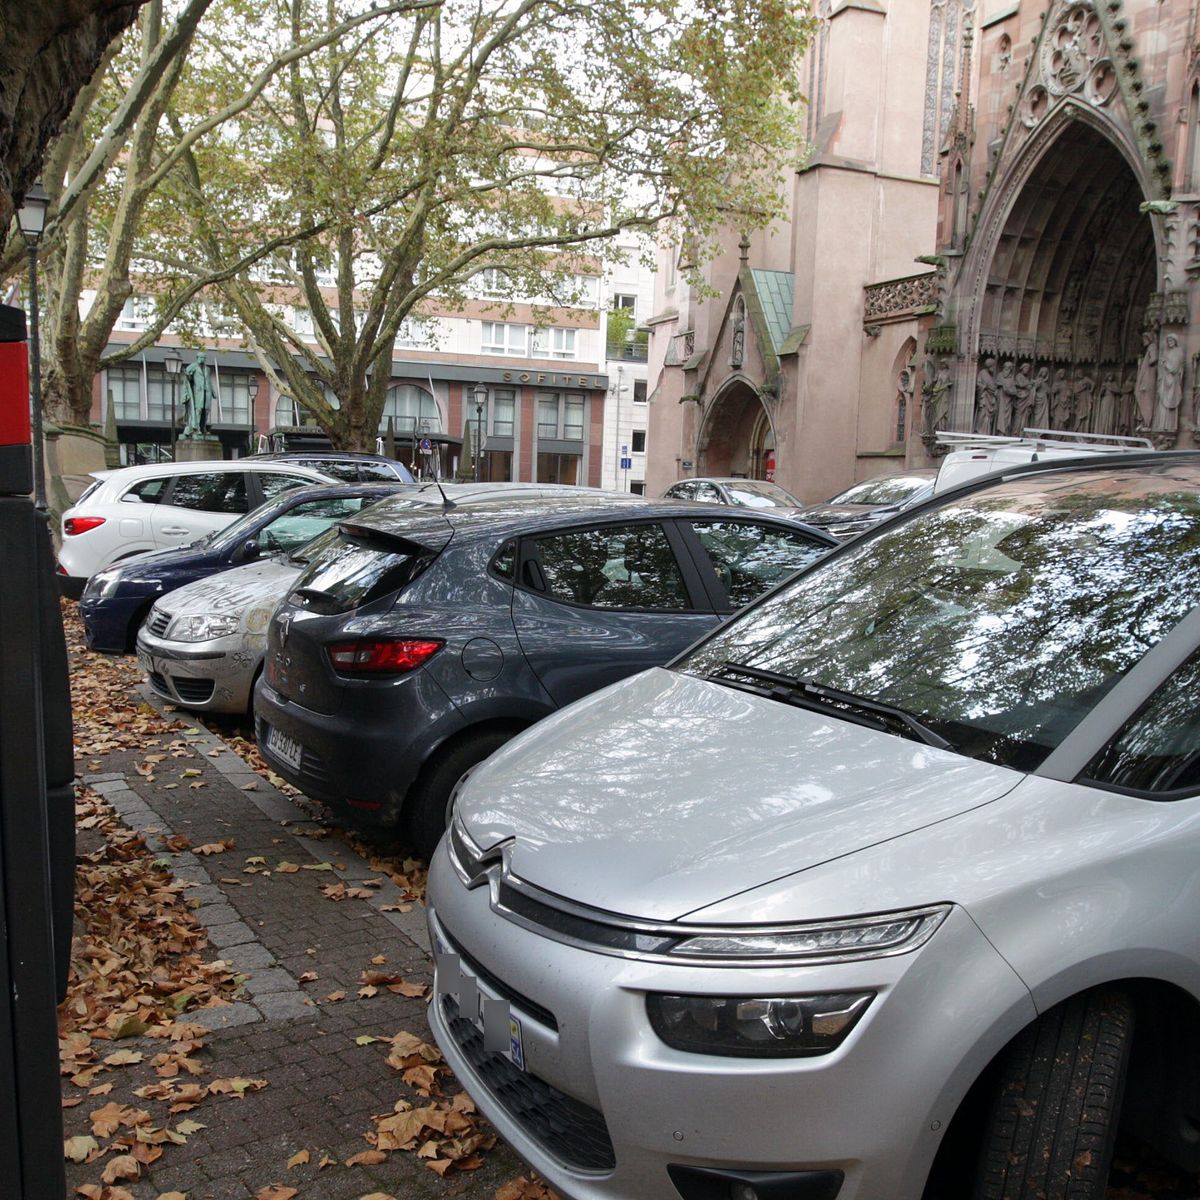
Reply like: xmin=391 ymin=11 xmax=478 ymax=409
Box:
xmin=164 ymin=348 xmax=182 ymax=461
xmin=473 ymin=382 xmax=488 ymax=483
xmin=246 ymin=373 xmax=260 ymax=453
xmin=17 ymin=183 xmax=49 ymax=512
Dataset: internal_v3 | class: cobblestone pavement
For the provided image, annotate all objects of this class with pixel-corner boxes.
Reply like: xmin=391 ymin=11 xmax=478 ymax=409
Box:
xmin=62 ymin=698 xmax=524 ymax=1200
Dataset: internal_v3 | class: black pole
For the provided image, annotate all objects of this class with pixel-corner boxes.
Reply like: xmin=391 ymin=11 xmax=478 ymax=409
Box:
xmin=475 ymin=403 xmax=483 ymax=482
xmin=26 ymin=247 xmax=45 ymax=513
xmin=170 ymin=375 xmax=177 ymax=461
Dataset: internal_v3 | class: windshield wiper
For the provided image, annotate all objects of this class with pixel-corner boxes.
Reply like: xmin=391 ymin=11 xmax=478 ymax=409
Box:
xmin=710 ymin=662 xmax=952 ymax=750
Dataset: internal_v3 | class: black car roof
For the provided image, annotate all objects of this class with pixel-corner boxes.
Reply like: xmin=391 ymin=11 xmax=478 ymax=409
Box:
xmin=345 ymin=492 xmax=837 ymax=546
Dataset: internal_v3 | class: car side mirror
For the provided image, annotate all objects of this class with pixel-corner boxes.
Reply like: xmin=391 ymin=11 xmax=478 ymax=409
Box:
xmin=237 ymin=538 xmax=260 ymax=564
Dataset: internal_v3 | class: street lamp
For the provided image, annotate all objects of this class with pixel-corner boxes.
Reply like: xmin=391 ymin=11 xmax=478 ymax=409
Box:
xmin=17 ymin=182 xmax=49 ymax=512
xmin=164 ymin=348 xmax=182 ymax=460
xmin=473 ymin=382 xmax=488 ymax=483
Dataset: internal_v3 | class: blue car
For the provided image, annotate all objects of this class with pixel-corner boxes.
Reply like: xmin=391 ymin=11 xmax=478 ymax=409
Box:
xmin=79 ymin=481 xmax=410 ymax=653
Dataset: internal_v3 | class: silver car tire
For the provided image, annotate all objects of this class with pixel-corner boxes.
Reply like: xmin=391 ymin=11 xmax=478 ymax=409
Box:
xmin=973 ymin=988 xmax=1134 ymax=1200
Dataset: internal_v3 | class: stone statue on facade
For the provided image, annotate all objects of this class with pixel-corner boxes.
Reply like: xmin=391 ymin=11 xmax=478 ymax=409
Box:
xmin=1118 ymin=377 xmax=1136 ymax=436
xmin=1134 ymin=331 xmax=1158 ymax=432
xmin=1153 ymin=332 xmax=1185 ymax=440
xmin=1050 ymin=368 xmax=1073 ymax=428
xmin=1094 ymin=373 xmax=1119 ymax=434
xmin=1012 ymin=362 xmax=1034 ymax=432
xmin=181 ymin=350 xmax=216 ymax=438
xmin=925 ymin=357 xmax=952 ymax=437
xmin=1072 ymin=373 xmax=1096 ymax=432
xmin=974 ymin=357 xmax=998 ymax=434
xmin=1030 ymin=365 xmax=1051 ymax=428
xmin=995 ymin=360 xmax=1018 ymax=434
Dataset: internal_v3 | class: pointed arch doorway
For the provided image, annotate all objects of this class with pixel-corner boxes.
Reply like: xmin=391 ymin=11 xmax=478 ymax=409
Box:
xmin=961 ymin=116 xmax=1158 ymax=437
xmin=698 ymin=379 xmax=776 ymax=481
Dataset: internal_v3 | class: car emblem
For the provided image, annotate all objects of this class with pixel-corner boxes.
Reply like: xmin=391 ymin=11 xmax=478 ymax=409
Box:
xmin=278 ymin=613 xmax=291 ymax=647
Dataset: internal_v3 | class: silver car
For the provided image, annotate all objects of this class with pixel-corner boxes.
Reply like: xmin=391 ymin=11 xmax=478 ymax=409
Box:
xmin=428 ymin=452 xmax=1200 ymax=1200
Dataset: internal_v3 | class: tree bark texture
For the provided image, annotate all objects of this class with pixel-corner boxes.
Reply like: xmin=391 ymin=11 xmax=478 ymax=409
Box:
xmin=0 ymin=0 xmax=145 ymax=242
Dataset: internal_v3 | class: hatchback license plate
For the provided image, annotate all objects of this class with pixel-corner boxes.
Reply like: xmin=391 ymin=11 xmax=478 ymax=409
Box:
xmin=266 ymin=726 xmax=303 ymax=773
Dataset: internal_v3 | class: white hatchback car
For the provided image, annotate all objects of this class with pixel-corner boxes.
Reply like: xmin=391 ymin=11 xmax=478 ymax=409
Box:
xmin=429 ymin=451 xmax=1200 ymax=1200
xmin=58 ymin=460 xmax=333 ymax=596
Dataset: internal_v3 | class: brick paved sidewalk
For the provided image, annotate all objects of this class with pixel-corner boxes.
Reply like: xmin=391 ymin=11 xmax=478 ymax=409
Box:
xmin=62 ymin=696 xmax=523 ymax=1200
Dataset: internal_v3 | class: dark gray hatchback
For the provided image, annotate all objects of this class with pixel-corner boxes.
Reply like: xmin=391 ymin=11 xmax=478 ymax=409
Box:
xmin=254 ymin=494 xmax=834 ymax=856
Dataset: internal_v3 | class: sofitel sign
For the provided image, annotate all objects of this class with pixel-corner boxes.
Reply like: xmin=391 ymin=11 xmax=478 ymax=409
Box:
xmin=500 ymin=371 xmax=602 ymax=388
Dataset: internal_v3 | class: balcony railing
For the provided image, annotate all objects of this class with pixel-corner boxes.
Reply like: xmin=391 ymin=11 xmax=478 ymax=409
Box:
xmin=606 ymin=340 xmax=649 ymax=362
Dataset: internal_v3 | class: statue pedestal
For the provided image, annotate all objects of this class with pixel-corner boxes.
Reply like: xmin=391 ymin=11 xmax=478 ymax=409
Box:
xmin=174 ymin=437 xmax=224 ymax=463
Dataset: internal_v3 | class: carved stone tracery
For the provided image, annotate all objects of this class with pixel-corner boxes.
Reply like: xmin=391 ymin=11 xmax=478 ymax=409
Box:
xmin=863 ymin=273 xmax=940 ymax=324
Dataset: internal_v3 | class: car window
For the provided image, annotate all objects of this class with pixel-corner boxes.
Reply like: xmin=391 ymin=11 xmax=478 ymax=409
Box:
xmin=290 ymin=535 xmax=426 ymax=613
xmin=531 ymin=523 xmax=691 ymax=610
xmin=259 ymin=497 xmax=367 ymax=552
xmin=829 ymin=475 xmax=933 ymax=506
xmin=677 ymin=463 xmax=1200 ymax=773
xmin=724 ymin=481 xmax=798 ymax=508
xmin=689 ymin=520 xmax=828 ymax=609
xmin=1082 ymin=651 xmax=1200 ymax=796
xmin=667 ymin=482 xmax=696 ymax=501
xmin=121 ymin=477 xmax=170 ymax=504
xmin=303 ymin=460 xmax=359 ymax=482
xmin=168 ymin=471 xmax=249 ymax=514
xmin=491 ymin=540 xmax=516 ymax=580
xmin=693 ymin=483 xmax=723 ymax=503
xmin=357 ymin=462 xmax=401 ymax=481
xmin=258 ymin=472 xmax=321 ymax=502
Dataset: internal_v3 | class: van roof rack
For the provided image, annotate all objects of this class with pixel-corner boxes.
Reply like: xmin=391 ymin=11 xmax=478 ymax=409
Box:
xmin=933 ymin=428 xmax=1154 ymax=453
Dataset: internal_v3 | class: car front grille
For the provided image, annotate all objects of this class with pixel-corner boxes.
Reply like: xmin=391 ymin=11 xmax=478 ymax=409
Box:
xmin=147 ymin=671 xmax=171 ymax=698
xmin=145 ymin=608 xmax=171 ymax=638
xmin=443 ymin=996 xmax=615 ymax=1172
xmin=171 ymin=677 xmax=215 ymax=704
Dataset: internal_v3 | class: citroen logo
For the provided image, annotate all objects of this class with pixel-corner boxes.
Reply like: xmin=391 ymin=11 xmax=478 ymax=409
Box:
xmin=278 ymin=613 xmax=292 ymax=647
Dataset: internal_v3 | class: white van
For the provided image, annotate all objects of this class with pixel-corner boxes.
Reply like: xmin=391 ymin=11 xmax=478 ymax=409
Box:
xmin=933 ymin=428 xmax=1154 ymax=494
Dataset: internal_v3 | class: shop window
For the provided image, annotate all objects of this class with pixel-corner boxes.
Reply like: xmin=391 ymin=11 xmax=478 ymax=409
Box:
xmin=107 ymin=366 xmax=143 ymax=421
xmin=381 ymin=384 xmax=440 ymax=433
xmin=536 ymin=452 xmax=580 ymax=485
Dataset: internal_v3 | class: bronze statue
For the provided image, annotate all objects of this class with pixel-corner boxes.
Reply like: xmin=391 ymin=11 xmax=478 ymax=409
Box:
xmin=181 ymin=350 xmax=216 ymax=438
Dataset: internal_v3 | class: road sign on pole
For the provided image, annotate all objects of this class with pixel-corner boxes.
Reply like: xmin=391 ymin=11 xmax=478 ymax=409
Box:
xmin=620 ymin=457 xmax=633 ymax=470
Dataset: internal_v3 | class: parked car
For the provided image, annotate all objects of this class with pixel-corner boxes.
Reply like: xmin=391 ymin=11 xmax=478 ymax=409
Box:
xmin=255 ymin=495 xmax=834 ymax=856
xmin=427 ymin=451 xmax=1200 ymax=1200
xmin=798 ymin=469 xmax=936 ymax=540
xmin=245 ymin=450 xmax=415 ymax=483
xmin=80 ymin=480 xmax=412 ymax=654
xmin=57 ymin=460 xmax=336 ymax=597
xmin=136 ymin=484 xmax=637 ymax=713
xmin=661 ymin=477 xmax=807 ymax=517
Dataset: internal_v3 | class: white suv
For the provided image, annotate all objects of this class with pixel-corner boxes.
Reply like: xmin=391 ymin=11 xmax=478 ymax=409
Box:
xmin=57 ymin=460 xmax=333 ymax=596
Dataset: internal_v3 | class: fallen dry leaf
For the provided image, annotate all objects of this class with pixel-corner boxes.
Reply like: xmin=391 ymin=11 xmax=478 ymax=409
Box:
xmin=344 ymin=1149 xmax=388 ymax=1166
xmin=254 ymin=1188 xmax=298 ymax=1200
xmin=63 ymin=1134 xmax=99 ymax=1162
xmin=101 ymin=1154 xmax=141 ymax=1184
xmin=286 ymin=1149 xmax=310 ymax=1168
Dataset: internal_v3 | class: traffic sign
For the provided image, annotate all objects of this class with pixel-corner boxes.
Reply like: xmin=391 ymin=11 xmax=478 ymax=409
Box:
xmin=419 ymin=437 xmax=432 ymax=453
xmin=620 ymin=457 xmax=633 ymax=470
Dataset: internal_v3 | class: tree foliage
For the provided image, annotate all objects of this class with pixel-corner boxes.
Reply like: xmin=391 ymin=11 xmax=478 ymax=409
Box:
xmin=155 ymin=0 xmax=814 ymax=448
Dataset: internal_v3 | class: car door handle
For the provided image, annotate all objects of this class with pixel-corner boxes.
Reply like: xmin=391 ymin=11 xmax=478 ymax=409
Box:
xmin=160 ymin=525 xmax=191 ymax=535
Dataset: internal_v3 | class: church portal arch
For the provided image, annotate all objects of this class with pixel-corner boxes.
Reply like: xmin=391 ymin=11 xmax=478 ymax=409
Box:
xmin=697 ymin=376 xmax=776 ymax=480
xmin=953 ymin=106 xmax=1161 ymax=436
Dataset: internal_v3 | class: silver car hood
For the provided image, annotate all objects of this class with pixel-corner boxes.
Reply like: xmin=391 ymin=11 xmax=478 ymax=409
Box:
xmin=457 ymin=668 xmax=1023 ymax=922
xmin=162 ymin=558 xmax=302 ymax=625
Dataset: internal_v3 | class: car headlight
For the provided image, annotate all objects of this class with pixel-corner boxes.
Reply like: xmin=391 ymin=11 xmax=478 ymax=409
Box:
xmin=647 ymin=991 xmax=873 ymax=1057
xmin=666 ymin=905 xmax=950 ymax=963
xmin=88 ymin=569 xmax=123 ymax=600
xmin=166 ymin=613 xmax=240 ymax=642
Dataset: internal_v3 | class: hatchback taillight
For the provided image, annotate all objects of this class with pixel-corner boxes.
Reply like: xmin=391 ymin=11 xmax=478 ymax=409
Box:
xmin=326 ymin=638 xmax=444 ymax=674
xmin=64 ymin=516 xmax=106 ymax=536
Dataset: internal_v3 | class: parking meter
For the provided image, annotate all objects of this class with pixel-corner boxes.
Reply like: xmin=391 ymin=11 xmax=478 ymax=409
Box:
xmin=0 ymin=301 xmax=69 ymax=1198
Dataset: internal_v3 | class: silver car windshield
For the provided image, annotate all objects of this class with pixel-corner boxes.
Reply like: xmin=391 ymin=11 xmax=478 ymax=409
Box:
xmin=678 ymin=462 xmax=1200 ymax=772
xmin=725 ymin=481 xmax=800 ymax=508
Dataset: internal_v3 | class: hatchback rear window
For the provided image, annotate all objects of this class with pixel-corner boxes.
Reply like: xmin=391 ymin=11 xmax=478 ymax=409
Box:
xmin=289 ymin=534 xmax=428 ymax=613
xmin=679 ymin=463 xmax=1200 ymax=772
